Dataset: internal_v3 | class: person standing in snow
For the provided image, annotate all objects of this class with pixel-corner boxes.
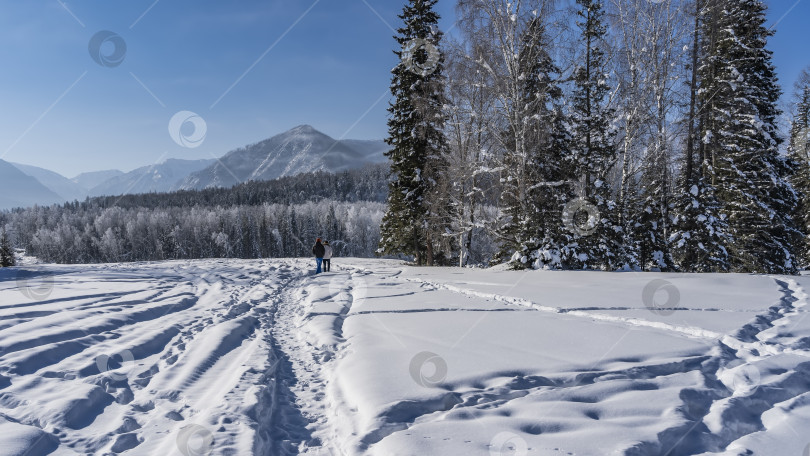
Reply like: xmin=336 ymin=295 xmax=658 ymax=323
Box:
xmin=322 ymin=241 xmax=333 ymax=272
xmin=312 ymin=238 xmax=326 ymax=274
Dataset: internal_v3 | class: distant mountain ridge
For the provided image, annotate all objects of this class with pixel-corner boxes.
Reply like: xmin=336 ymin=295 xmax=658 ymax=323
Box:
xmin=11 ymin=162 xmax=88 ymax=202
xmin=88 ymin=158 xmax=216 ymax=197
xmin=72 ymin=170 xmax=124 ymax=191
xmin=2 ymin=125 xmax=389 ymax=209
xmin=179 ymin=125 xmax=389 ymax=190
xmin=0 ymin=160 xmax=64 ymax=210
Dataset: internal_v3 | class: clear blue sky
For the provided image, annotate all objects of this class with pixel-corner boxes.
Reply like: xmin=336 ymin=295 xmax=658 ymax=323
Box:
xmin=0 ymin=0 xmax=807 ymax=177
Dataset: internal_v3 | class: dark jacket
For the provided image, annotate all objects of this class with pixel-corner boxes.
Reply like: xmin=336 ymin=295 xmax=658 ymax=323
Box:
xmin=312 ymin=242 xmax=325 ymax=258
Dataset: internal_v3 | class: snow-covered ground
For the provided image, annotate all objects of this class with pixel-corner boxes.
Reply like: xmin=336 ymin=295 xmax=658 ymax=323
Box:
xmin=1 ymin=258 xmax=809 ymax=455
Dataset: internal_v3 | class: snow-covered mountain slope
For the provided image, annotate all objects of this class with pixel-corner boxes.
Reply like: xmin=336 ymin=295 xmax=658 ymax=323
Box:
xmin=11 ymin=163 xmax=88 ymax=202
xmin=0 ymin=159 xmax=64 ymax=210
xmin=87 ymin=158 xmax=216 ymax=197
xmin=2 ymin=259 xmax=809 ymax=455
xmin=179 ymin=125 xmax=389 ymax=190
xmin=71 ymin=170 xmax=124 ymax=191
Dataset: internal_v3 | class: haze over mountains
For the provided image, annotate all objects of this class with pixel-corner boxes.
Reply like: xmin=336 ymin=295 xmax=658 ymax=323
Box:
xmin=87 ymin=158 xmax=216 ymax=197
xmin=0 ymin=160 xmax=63 ymax=210
xmin=0 ymin=126 xmax=389 ymax=210
xmin=72 ymin=170 xmax=125 ymax=191
xmin=10 ymin=162 xmax=88 ymax=203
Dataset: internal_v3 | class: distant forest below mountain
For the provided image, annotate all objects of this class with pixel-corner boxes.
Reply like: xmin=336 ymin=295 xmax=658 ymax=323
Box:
xmin=0 ymin=164 xmax=392 ymax=264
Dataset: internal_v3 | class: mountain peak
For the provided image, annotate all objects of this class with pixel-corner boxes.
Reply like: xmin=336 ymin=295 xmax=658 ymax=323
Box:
xmin=288 ymin=124 xmax=321 ymax=135
xmin=179 ymin=128 xmax=389 ymax=191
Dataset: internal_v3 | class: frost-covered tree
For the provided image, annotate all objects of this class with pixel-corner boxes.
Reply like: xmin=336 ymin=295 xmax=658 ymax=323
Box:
xmin=0 ymin=165 xmax=389 ymax=264
xmin=444 ymin=30 xmax=504 ymax=266
xmin=669 ymin=0 xmax=730 ymax=272
xmin=379 ymin=0 xmax=451 ymax=266
xmin=670 ymin=179 xmax=730 ymax=271
xmin=788 ymin=68 xmax=810 ymax=267
xmin=452 ymin=0 xmax=573 ymax=269
xmin=698 ymin=0 xmax=799 ymax=273
xmin=569 ymin=0 xmax=621 ymax=270
xmin=501 ymin=16 xmax=575 ymax=269
xmin=611 ymin=0 xmax=690 ymax=271
xmin=0 ymin=228 xmax=15 ymax=267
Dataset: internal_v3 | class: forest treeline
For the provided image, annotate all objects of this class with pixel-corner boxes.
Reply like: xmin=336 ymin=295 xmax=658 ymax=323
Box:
xmin=0 ymin=165 xmax=388 ymax=263
xmin=377 ymin=0 xmax=810 ymax=272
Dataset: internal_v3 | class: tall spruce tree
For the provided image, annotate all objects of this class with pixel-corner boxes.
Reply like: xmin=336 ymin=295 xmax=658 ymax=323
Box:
xmin=636 ymin=147 xmax=674 ymax=271
xmin=569 ymin=0 xmax=621 ymax=270
xmin=698 ymin=0 xmax=799 ymax=274
xmin=378 ymin=0 xmax=450 ymax=266
xmin=0 ymin=228 xmax=15 ymax=268
xmin=670 ymin=0 xmax=730 ymax=272
xmin=670 ymin=178 xmax=731 ymax=272
xmin=499 ymin=17 xmax=574 ymax=269
xmin=788 ymin=73 xmax=810 ymax=267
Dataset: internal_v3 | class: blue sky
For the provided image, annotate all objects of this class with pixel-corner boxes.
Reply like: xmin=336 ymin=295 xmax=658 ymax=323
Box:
xmin=0 ymin=0 xmax=807 ymax=177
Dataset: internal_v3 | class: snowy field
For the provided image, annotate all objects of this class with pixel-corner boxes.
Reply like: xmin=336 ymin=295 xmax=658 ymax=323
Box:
xmin=1 ymin=259 xmax=810 ymax=455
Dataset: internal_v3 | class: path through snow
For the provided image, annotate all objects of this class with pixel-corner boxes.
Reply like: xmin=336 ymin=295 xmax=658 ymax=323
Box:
xmin=1 ymin=259 xmax=809 ymax=455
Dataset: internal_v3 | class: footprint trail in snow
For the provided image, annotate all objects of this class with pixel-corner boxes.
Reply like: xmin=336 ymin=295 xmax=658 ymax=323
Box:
xmin=1 ymin=259 xmax=809 ymax=455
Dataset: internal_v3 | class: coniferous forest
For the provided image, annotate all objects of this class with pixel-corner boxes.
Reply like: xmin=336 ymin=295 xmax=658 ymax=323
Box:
xmin=380 ymin=0 xmax=810 ymax=273
xmin=2 ymin=0 xmax=810 ymax=273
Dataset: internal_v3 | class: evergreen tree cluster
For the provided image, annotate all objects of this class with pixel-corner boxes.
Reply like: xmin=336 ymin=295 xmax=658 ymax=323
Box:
xmin=0 ymin=228 xmax=15 ymax=267
xmin=379 ymin=0 xmax=455 ymax=266
xmin=381 ymin=0 xmax=810 ymax=273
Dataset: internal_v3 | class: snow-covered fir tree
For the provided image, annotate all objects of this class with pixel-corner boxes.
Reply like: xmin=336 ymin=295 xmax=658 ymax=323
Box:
xmin=0 ymin=228 xmax=15 ymax=267
xmin=670 ymin=0 xmax=730 ymax=272
xmin=697 ymin=0 xmax=799 ymax=274
xmin=636 ymin=147 xmax=674 ymax=271
xmin=568 ymin=0 xmax=622 ymax=270
xmin=670 ymin=177 xmax=731 ymax=272
xmin=788 ymin=70 xmax=810 ymax=267
xmin=378 ymin=0 xmax=452 ymax=266
xmin=497 ymin=16 xmax=574 ymax=270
